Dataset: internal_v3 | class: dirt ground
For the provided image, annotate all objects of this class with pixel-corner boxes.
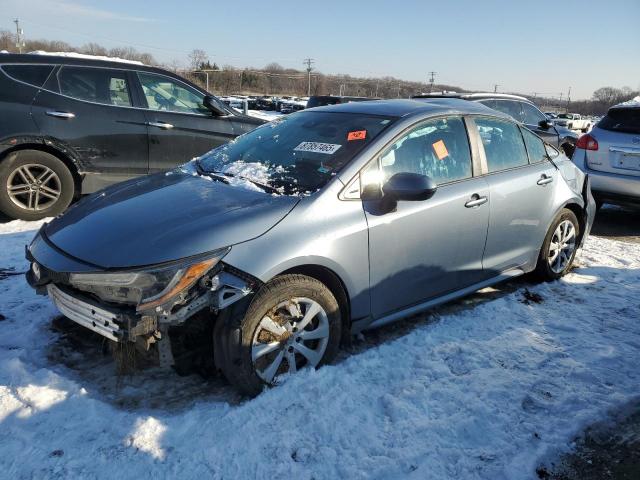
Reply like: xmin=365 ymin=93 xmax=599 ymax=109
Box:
xmin=538 ymin=402 xmax=640 ymax=480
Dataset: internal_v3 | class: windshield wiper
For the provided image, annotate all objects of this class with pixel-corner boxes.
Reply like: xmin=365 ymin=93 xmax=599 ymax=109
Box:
xmin=195 ymin=160 xmax=230 ymax=184
xmin=205 ymin=169 xmax=282 ymax=194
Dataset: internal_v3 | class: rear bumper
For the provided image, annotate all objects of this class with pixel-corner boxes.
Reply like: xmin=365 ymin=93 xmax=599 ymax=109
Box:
xmin=573 ymin=152 xmax=640 ymax=201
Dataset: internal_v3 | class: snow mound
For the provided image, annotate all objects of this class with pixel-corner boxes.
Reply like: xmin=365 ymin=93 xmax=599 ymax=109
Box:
xmin=28 ymin=51 xmax=144 ymax=65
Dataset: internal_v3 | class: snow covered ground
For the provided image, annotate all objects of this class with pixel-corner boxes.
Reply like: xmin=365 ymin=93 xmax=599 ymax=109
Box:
xmin=247 ymin=109 xmax=283 ymax=121
xmin=0 ymin=219 xmax=638 ymax=479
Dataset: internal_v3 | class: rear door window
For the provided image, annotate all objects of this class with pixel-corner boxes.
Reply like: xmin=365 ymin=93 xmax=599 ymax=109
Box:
xmin=492 ymin=100 xmax=525 ymax=123
xmin=58 ymin=67 xmax=132 ymax=106
xmin=2 ymin=64 xmax=54 ymax=87
xmin=379 ymin=116 xmax=473 ymax=184
xmin=598 ymin=108 xmax=640 ymax=134
xmin=474 ymin=117 xmax=529 ymax=172
xmin=521 ymin=102 xmax=546 ymax=126
xmin=521 ymin=128 xmax=548 ymax=163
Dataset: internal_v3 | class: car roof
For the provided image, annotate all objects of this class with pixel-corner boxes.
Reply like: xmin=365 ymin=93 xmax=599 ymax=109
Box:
xmin=413 ymin=92 xmax=530 ymax=102
xmin=308 ymin=98 xmax=511 ymax=120
xmin=0 ymin=52 xmax=168 ymax=75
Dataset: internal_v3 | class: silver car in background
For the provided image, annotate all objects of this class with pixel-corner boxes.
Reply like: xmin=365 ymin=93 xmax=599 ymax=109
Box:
xmin=572 ymin=98 xmax=640 ymax=208
xmin=26 ymin=99 xmax=595 ymax=396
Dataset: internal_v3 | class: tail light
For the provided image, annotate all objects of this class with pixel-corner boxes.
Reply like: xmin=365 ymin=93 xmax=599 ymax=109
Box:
xmin=576 ymin=133 xmax=598 ymax=151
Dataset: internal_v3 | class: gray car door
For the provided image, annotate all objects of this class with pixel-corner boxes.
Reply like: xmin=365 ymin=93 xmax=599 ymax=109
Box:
xmin=472 ymin=116 xmax=557 ymax=272
xmin=363 ymin=116 xmax=491 ymax=318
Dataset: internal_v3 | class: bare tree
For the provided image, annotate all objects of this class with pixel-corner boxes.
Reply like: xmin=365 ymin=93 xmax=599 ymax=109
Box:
xmin=189 ymin=49 xmax=209 ymax=70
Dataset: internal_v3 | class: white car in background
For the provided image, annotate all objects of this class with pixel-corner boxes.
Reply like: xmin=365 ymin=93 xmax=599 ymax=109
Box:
xmin=555 ymin=113 xmax=592 ymax=132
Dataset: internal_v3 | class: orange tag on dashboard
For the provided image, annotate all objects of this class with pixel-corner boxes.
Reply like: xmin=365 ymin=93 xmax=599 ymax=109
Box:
xmin=432 ymin=140 xmax=449 ymax=160
xmin=347 ymin=130 xmax=367 ymax=141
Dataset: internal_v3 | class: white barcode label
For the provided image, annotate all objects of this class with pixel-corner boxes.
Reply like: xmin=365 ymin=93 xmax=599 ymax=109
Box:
xmin=294 ymin=142 xmax=342 ymax=155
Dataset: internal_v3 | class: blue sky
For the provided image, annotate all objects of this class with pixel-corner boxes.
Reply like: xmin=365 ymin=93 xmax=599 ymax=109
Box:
xmin=3 ymin=0 xmax=639 ymax=99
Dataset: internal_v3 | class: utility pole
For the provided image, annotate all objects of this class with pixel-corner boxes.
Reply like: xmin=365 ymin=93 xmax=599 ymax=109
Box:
xmin=428 ymin=71 xmax=437 ymax=93
xmin=14 ymin=18 xmax=25 ymax=53
xmin=493 ymin=83 xmax=500 ymax=93
xmin=566 ymin=86 xmax=571 ymax=110
xmin=303 ymin=58 xmax=314 ymax=96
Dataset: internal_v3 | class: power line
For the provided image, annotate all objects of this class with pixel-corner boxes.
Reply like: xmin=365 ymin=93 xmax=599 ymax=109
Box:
xmin=428 ymin=71 xmax=437 ymax=93
xmin=303 ymin=58 xmax=314 ymax=96
xmin=14 ymin=18 xmax=25 ymax=53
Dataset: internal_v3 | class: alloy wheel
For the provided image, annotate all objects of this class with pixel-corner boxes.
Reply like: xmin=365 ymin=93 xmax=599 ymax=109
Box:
xmin=7 ymin=163 xmax=62 ymax=211
xmin=548 ymin=219 xmax=577 ymax=274
xmin=251 ymin=297 xmax=330 ymax=384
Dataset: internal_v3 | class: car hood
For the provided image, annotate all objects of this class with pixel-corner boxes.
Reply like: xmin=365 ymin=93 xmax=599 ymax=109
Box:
xmin=44 ymin=170 xmax=300 ymax=269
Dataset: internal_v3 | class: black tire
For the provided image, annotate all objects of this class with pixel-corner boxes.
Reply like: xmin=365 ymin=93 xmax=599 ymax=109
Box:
xmin=0 ymin=150 xmax=74 ymax=220
xmin=560 ymin=142 xmax=575 ymax=159
xmin=535 ymin=209 xmax=580 ymax=281
xmin=217 ymin=274 xmax=342 ymax=396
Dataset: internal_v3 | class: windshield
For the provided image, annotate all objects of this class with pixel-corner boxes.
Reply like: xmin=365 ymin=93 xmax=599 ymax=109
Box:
xmin=558 ymin=114 xmax=571 ymax=119
xmin=598 ymin=108 xmax=640 ymax=134
xmin=198 ymin=111 xmax=395 ymax=195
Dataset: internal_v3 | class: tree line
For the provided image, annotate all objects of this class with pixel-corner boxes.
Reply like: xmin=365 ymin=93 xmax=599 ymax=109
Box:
xmin=1 ymin=32 xmax=637 ymax=115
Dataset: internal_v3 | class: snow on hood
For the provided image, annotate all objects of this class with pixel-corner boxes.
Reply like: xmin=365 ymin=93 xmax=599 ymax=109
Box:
xmin=613 ymin=95 xmax=640 ymax=109
xmin=28 ymin=50 xmax=144 ymax=65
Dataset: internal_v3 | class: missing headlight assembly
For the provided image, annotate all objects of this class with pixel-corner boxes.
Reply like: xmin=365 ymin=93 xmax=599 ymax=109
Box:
xmin=29 ymin=245 xmax=260 ymax=369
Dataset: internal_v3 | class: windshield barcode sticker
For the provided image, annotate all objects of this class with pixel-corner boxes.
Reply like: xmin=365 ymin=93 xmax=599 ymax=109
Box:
xmin=294 ymin=142 xmax=342 ymax=155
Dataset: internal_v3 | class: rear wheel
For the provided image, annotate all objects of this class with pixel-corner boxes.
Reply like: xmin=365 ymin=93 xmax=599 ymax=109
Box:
xmin=0 ymin=150 xmax=74 ymax=220
xmin=217 ymin=274 xmax=342 ymax=396
xmin=535 ymin=209 xmax=580 ymax=281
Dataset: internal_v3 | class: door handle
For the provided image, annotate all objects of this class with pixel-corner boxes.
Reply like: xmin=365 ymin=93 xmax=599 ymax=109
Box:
xmin=45 ymin=111 xmax=75 ymax=119
xmin=537 ymin=174 xmax=554 ymax=186
xmin=465 ymin=194 xmax=488 ymax=208
xmin=146 ymin=121 xmax=174 ymax=129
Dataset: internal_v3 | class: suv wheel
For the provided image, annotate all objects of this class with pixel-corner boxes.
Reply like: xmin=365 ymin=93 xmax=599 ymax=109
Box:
xmin=535 ymin=208 xmax=580 ymax=281
xmin=0 ymin=150 xmax=75 ymax=220
xmin=217 ymin=274 xmax=342 ymax=396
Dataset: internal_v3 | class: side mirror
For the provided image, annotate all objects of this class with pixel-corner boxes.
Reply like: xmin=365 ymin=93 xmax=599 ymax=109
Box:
xmin=382 ymin=172 xmax=437 ymax=201
xmin=203 ymin=95 xmax=228 ymax=116
xmin=539 ymin=119 xmax=554 ymax=129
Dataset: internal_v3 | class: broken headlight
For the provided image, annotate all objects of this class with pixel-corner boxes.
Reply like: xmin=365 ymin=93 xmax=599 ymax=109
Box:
xmin=69 ymin=248 xmax=230 ymax=312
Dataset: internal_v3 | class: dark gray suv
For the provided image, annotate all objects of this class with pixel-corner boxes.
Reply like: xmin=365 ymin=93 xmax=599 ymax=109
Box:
xmin=0 ymin=54 xmax=264 ymax=220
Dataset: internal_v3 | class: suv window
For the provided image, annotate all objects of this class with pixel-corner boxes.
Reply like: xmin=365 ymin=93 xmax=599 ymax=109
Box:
xmin=379 ymin=116 xmax=472 ymax=184
xmin=475 ymin=117 xmax=529 ymax=172
xmin=598 ymin=108 xmax=640 ymax=134
xmin=521 ymin=102 xmax=546 ymax=125
xmin=58 ymin=67 xmax=132 ymax=106
xmin=491 ymin=100 xmax=525 ymax=123
xmin=521 ymin=128 xmax=547 ymax=163
xmin=2 ymin=64 xmax=54 ymax=87
xmin=138 ymin=72 xmax=208 ymax=115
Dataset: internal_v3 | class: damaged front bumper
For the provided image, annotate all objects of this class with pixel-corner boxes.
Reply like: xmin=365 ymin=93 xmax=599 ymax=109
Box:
xmin=26 ymin=234 xmax=259 ymax=360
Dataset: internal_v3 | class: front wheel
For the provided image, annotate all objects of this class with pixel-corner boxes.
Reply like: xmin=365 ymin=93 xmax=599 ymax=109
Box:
xmin=535 ymin=209 xmax=580 ymax=281
xmin=217 ymin=274 xmax=342 ymax=396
